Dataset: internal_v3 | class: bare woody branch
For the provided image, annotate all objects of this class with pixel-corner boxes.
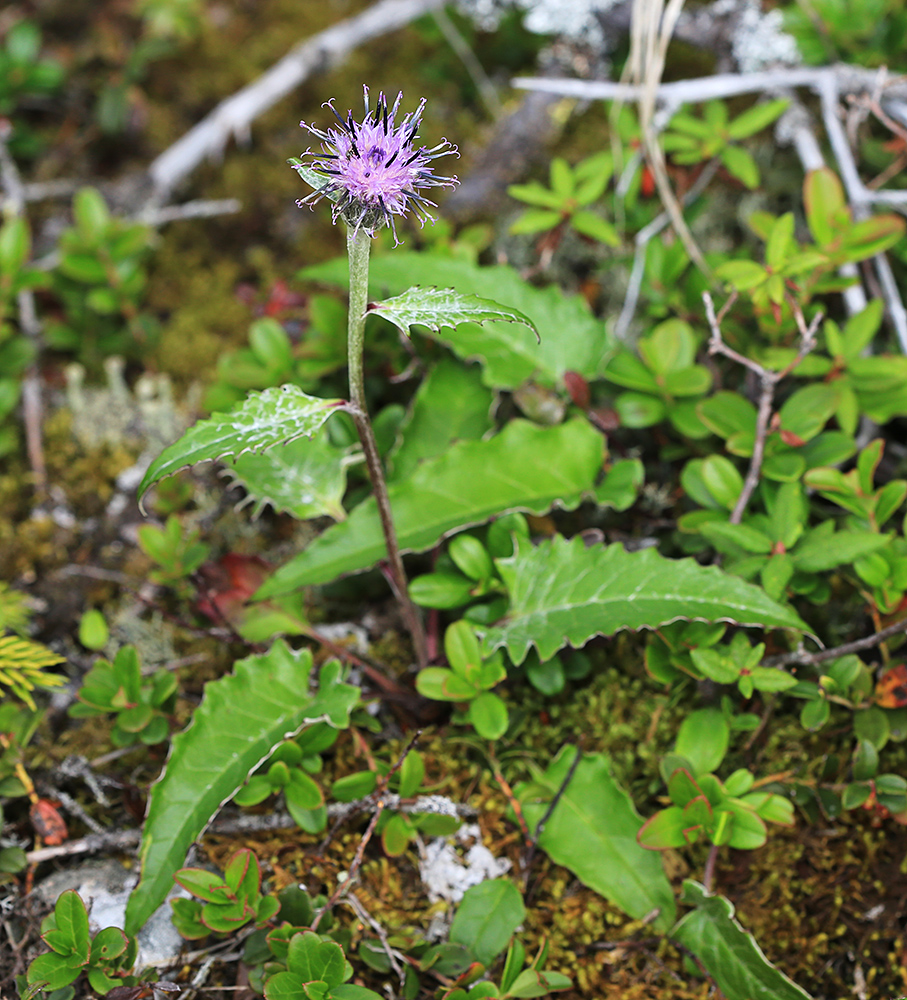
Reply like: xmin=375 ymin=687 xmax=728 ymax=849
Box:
xmin=703 ymin=291 xmax=821 ymax=524
xmin=147 ymin=0 xmax=446 ymax=202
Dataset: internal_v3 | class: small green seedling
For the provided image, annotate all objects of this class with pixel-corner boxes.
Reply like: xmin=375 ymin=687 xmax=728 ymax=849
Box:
xmin=717 ymin=169 xmax=904 ymax=318
xmin=45 ymin=188 xmax=158 ymax=366
xmin=241 ymin=883 xmax=340 ymax=994
xmin=661 ymin=98 xmax=790 ymax=189
xmin=68 ymin=645 xmax=177 ymax=746
xmin=767 ymin=302 xmax=907 ymax=435
xmin=171 ymin=848 xmax=280 ymax=938
xmin=441 ymin=937 xmax=572 ymax=1000
xmin=137 ymin=514 xmax=210 ymax=589
xmin=78 ymin=609 xmax=109 ymax=651
xmin=27 ymin=890 xmax=139 ymax=995
xmin=638 ymin=766 xmax=794 ymax=851
xmin=508 ymin=151 xmax=619 ymax=246
xmin=331 ymin=749 xmax=461 ymax=856
xmin=602 ymin=318 xmax=712 ymax=437
xmin=806 ymin=439 xmax=907 ymax=531
xmin=688 ymin=632 xmax=797 ymax=699
xmin=233 ymin=724 xmax=338 ymax=833
xmin=262 ymin=930 xmax=383 ymax=1000
xmin=416 ymin=621 xmax=508 ymax=739
xmin=409 ymin=514 xmax=529 ymax=624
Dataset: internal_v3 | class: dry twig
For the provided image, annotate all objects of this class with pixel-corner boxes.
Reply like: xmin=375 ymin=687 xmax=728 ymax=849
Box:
xmin=703 ymin=292 xmax=821 ymax=524
xmin=521 ymin=741 xmax=583 ymax=893
xmin=311 ymin=730 xmax=423 ymax=931
xmin=765 ymin=615 xmax=907 ymax=668
xmin=146 ymin=0 xmax=446 ymax=202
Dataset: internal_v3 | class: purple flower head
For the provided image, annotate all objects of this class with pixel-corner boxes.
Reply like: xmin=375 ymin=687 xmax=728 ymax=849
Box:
xmin=293 ymin=87 xmax=458 ymax=245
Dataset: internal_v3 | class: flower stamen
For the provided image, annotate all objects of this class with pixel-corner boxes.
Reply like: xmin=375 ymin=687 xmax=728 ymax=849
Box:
xmin=292 ymin=86 xmax=458 ymax=245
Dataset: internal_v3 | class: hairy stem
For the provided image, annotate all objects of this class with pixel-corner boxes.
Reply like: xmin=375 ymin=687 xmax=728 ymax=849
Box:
xmin=346 ymin=226 xmax=428 ymax=668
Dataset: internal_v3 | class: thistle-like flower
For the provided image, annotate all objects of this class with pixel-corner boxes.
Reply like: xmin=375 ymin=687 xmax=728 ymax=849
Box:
xmin=292 ymin=87 xmax=458 ymax=244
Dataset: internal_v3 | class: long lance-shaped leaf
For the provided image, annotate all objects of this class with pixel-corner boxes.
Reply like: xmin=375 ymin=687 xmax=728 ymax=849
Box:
xmin=483 ymin=534 xmax=808 ymax=664
xmin=672 ymin=881 xmax=813 ymax=999
xmin=366 ymin=286 xmax=539 ymax=342
xmin=137 ymin=386 xmax=343 ymax=509
xmin=520 ymin=747 xmax=676 ymax=931
xmin=256 ymin=417 xmax=604 ymax=598
xmin=302 ymin=253 xmax=614 ymax=389
xmin=124 ymin=641 xmax=358 ymax=935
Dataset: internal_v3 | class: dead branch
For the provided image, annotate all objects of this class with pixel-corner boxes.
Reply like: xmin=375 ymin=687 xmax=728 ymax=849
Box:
xmin=147 ymin=0 xmax=446 ymax=202
xmin=766 ymin=615 xmax=907 ymax=668
xmin=703 ymin=292 xmax=821 ymax=524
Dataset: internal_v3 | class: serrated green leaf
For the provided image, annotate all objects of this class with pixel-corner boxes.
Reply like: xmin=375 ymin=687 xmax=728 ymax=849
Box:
xmin=289 ymin=162 xmax=342 ymax=203
xmin=257 ymin=418 xmax=603 ymax=596
xmin=124 ymin=642 xmax=358 ymax=935
xmin=368 ymin=286 xmax=538 ymax=342
xmin=225 ymin=425 xmax=348 ymax=521
xmin=301 ymin=254 xmax=613 ymax=389
xmin=138 ymin=386 xmax=342 ymax=508
xmin=483 ymin=535 xmax=807 ymax=664
xmin=673 ymin=881 xmax=813 ymax=999
xmin=519 ymin=747 xmax=676 ymax=930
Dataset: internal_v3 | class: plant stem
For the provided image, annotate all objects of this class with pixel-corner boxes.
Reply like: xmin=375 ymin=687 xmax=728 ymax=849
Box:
xmin=346 ymin=226 xmax=428 ymax=668
xmin=702 ymin=843 xmax=719 ymax=893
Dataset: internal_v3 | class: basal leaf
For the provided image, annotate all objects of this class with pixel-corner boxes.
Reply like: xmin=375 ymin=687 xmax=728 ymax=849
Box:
xmin=137 ymin=386 xmax=343 ymax=509
xmin=367 ymin=286 xmax=538 ymax=342
xmin=124 ymin=642 xmax=358 ymax=935
xmin=223 ymin=424 xmax=348 ymax=521
xmin=672 ymin=881 xmax=812 ymax=999
xmin=390 ymin=359 xmax=494 ymax=481
xmin=450 ymin=879 xmax=526 ymax=966
xmin=519 ymin=747 xmax=676 ymax=931
xmin=483 ymin=535 xmax=808 ymax=664
xmin=301 ymin=254 xmax=613 ymax=389
xmin=256 ymin=418 xmax=603 ymax=597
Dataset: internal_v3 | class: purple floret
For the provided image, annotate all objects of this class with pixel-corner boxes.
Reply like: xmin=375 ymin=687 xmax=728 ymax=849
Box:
xmin=293 ymin=87 xmax=458 ymax=244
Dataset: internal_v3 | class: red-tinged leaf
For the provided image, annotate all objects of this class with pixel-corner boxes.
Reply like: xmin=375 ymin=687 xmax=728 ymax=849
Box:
xmin=779 ymin=429 xmax=806 ymax=447
xmin=839 ymin=215 xmax=905 ymax=260
xmin=196 ymin=553 xmax=272 ymax=625
xmin=637 ymin=806 xmax=688 ymax=849
xmin=563 ymin=371 xmax=590 ymax=409
xmin=875 ymin=664 xmax=907 ymax=708
xmin=174 ymin=868 xmax=233 ymax=903
xmin=30 ymin=799 xmax=68 ymax=846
